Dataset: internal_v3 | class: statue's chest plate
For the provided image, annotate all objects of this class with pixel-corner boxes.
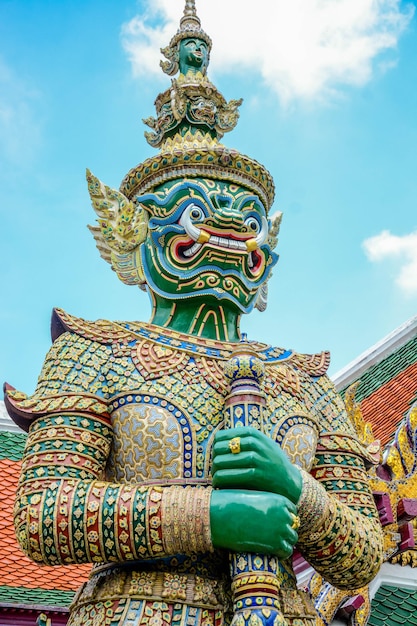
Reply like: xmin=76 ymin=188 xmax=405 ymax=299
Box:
xmin=105 ymin=339 xmax=321 ymax=484
xmin=269 ymin=414 xmax=319 ymax=472
xmin=107 ymin=393 xmax=207 ymax=484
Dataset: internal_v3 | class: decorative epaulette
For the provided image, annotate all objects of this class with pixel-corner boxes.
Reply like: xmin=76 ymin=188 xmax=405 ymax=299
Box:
xmin=52 ymin=307 xmax=132 ymax=345
xmin=3 ymin=308 xmax=116 ymax=433
xmin=4 ymin=383 xmax=110 ymax=433
xmin=261 ymin=351 xmax=330 ymax=400
xmin=286 ymin=350 xmax=330 ymax=378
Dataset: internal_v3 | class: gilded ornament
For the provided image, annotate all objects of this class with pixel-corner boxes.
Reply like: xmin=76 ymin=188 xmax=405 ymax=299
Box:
xmin=229 ymin=437 xmax=241 ymax=455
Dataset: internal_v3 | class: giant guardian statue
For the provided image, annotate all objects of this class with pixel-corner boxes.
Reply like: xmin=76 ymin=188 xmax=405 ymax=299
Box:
xmin=5 ymin=2 xmax=383 ymax=625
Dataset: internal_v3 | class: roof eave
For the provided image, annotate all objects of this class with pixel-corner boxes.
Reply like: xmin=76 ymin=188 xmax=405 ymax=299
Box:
xmin=332 ymin=314 xmax=417 ymax=391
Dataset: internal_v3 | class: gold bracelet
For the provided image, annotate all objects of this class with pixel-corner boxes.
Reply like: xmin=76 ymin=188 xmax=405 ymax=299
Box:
xmin=161 ymin=486 xmax=213 ymax=555
xmin=297 ymin=469 xmax=330 ymax=537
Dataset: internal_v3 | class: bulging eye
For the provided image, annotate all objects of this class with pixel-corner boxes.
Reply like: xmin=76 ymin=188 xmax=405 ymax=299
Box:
xmin=244 ymin=216 xmax=261 ymax=233
xmin=190 ymin=205 xmax=204 ymax=221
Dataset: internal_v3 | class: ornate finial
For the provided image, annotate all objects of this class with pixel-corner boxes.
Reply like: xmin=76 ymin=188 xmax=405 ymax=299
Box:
xmin=125 ymin=0 xmax=275 ymax=212
xmin=142 ymin=0 xmax=244 ymax=153
xmin=90 ymin=0 xmax=276 ymax=291
xmin=180 ymin=0 xmax=200 ymax=29
xmin=160 ymin=0 xmax=212 ymax=77
xmin=121 ymin=0 xmax=274 ymax=211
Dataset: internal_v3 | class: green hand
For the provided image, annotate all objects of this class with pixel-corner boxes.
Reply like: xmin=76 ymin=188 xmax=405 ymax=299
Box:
xmin=210 ymin=489 xmax=299 ymax=559
xmin=212 ymin=427 xmax=303 ymax=505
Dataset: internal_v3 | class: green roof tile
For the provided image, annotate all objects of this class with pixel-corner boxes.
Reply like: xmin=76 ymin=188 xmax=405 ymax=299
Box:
xmin=0 ymin=585 xmax=74 ymax=608
xmin=368 ymin=585 xmax=417 ymax=626
xmin=0 ymin=431 xmax=27 ymax=460
xmin=340 ymin=335 xmax=417 ymax=400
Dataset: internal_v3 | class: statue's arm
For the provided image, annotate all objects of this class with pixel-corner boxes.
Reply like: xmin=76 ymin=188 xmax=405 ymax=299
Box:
xmin=15 ymin=409 xmax=299 ymax=564
xmin=296 ymin=378 xmax=383 ymax=589
xmin=211 ymin=375 xmax=384 ymax=588
xmin=9 ymin=332 xmax=213 ymax=566
xmin=13 ymin=411 xmax=214 ymax=566
xmin=296 ymin=464 xmax=383 ymax=589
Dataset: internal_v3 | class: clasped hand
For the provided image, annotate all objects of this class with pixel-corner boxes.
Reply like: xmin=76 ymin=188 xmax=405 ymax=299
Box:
xmin=210 ymin=427 xmax=303 ymax=559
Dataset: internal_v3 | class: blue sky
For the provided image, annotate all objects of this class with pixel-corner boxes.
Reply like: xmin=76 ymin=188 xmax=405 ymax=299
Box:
xmin=1 ymin=0 xmax=417 ymax=395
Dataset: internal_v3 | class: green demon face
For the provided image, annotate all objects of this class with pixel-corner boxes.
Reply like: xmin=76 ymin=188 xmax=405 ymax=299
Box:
xmin=137 ymin=178 xmax=278 ymax=315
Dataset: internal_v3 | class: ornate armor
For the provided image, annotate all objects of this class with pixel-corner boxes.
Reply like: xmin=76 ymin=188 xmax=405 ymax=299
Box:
xmin=6 ymin=309 xmax=382 ymax=625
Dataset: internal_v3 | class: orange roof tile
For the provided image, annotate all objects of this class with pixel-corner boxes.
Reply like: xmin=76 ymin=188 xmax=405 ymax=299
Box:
xmin=361 ymin=361 xmax=417 ymax=447
xmin=0 ymin=458 xmax=90 ymax=592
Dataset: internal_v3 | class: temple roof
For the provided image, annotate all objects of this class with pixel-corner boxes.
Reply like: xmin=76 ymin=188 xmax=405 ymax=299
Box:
xmin=369 ymin=585 xmax=417 ymax=626
xmin=332 ymin=315 xmax=417 ymax=446
xmin=330 ymin=317 xmax=417 ymax=623
xmin=0 ymin=400 xmax=20 ymax=434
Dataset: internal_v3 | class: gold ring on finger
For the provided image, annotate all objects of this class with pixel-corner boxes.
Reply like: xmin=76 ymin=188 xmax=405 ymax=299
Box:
xmin=229 ymin=437 xmax=241 ymax=454
xmin=290 ymin=513 xmax=300 ymax=531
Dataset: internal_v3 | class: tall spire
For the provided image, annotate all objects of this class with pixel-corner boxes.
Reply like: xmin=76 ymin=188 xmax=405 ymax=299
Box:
xmin=160 ymin=0 xmax=212 ymax=77
xmin=180 ymin=0 xmax=201 ymax=29
xmin=119 ymin=0 xmax=275 ymax=213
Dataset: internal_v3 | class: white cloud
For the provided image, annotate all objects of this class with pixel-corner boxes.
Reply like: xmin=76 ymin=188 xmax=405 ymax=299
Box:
xmin=121 ymin=0 xmax=414 ymax=102
xmin=363 ymin=230 xmax=417 ymax=295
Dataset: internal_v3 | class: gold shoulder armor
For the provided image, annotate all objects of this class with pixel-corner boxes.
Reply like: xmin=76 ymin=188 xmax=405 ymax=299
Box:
xmin=4 ymin=308 xmax=120 ymax=432
xmin=289 ymin=350 xmax=331 ymax=377
xmin=4 ymin=383 xmax=110 ymax=433
xmin=52 ymin=307 xmax=133 ymax=345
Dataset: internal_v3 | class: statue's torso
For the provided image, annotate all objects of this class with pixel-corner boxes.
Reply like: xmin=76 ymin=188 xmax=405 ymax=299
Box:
xmin=20 ymin=311 xmax=349 ymax=626
xmin=79 ymin=319 xmax=336 ymax=489
xmin=106 ymin=347 xmax=324 ymax=487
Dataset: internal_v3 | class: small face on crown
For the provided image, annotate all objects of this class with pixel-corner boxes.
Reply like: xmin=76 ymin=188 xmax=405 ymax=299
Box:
xmin=179 ymin=37 xmax=209 ymax=75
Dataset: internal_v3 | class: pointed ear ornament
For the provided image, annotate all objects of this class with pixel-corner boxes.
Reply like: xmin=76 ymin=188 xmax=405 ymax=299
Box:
xmin=268 ymin=211 xmax=283 ymax=250
xmin=86 ymin=169 xmax=149 ymax=287
xmin=254 ymin=211 xmax=283 ymax=312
